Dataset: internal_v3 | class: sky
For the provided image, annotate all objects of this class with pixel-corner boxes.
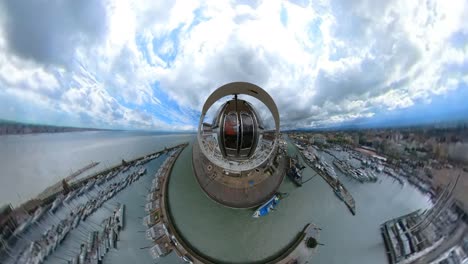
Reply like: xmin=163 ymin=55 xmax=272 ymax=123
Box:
xmin=0 ymin=0 xmax=467 ymax=131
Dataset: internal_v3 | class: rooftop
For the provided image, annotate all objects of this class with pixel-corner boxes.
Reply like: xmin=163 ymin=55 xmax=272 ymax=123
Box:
xmin=193 ymin=139 xmax=286 ymax=208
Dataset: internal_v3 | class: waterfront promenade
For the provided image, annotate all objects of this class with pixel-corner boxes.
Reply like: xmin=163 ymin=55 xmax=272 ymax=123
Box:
xmin=157 ymin=143 xmax=320 ymax=263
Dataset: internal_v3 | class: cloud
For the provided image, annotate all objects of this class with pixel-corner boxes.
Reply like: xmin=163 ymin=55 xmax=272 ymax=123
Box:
xmin=153 ymin=0 xmax=468 ymax=129
xmin=0 ymin=0 xmax=467 ymax=131
xmin=0 ymin=0 xmax=109 ymax=66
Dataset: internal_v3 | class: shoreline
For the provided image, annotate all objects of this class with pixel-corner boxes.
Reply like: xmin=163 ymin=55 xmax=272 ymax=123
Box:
xmin=12 ymin=143 xmax=187 ymax=213
xmin=290 ymin=139 xmax=356 ymax=215
xmin=158 ymin=142 xmax=319 ymax=264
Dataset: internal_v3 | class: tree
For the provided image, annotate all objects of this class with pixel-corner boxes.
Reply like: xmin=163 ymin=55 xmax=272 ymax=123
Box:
xmin=306 ymin=237 xmax=318 ymax=248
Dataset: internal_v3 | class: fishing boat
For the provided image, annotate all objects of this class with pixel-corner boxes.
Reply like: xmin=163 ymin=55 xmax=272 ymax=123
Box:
xmin=49 ymin=195 xmax=64 ymax=213
xmin=147 ymin=192 xmax=157 ymax=202
xmin=13 ymin=216 xmax=33 ymax=236
xmin=32 ymin=206 xmax=47 ymax=223
xmin=138 ymin=167 xmax=147 ymax=176
xmin=333 ymin=160 xmax=347 ymax=174
xmin=84 ymin=179 xmax=96 ymax=192
xmin=367 ymin=170 xmax=378 ymax=182
xmin=95 ymin=176 xmax=106 ymax=186
xmin=64 ymin=190 xmax=77 ymax=204
xmin=151 ymin=179 xmax=160 ymax=192
xmin=182 ymin=255 xmax=194 ymax=264
xmin=77 ymin=184 xmax=87 ymax=196
xmin=145 ymin=201 xmax=159 ymax=213
xmin=117 ymin=204 xmax=125 ymax=230
xmin=323 ymin=161 xmax=337 ymax=179
xmin=252 ymin=195 xmax=280 ymax=218
xmin=287 ymin=156 xmax=304 ymax=186
xmin=122 ymin=166 xmax=130 ymax=172
xmin=69 ymin=255 xmax=79 ymax=264
xmin=287 ymin=166 xmax=303 ymax=187
xmin=296 ymin=162 xmax=305 ymax=170
xmin=105 ymin=171 xmax=118 ymax=181
xmin=295 ymin=144 xmax=304 ymax=150
xmin=79 ymin=245 xmax=87 ymax=264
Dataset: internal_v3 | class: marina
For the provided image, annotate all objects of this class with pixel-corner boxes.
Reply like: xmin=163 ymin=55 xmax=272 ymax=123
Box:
xmin=37 ymin=162 xmax=101 ymax=202
xmin=143 ymin=145 xmax=188 ymax=261
xmin=1 ymin=1 xmax=468 ymax=263
xmin=380 ymin=176 xmax=467 ymax=264
xmin=0 ymin=132 xmax=436 ymax=264
xmin=333 ymin=159 xmax=378 ymax=183
xmin=292 ymin=140 xmax=356 ymax=215
xmin=145 ymin=142 xmax=323 ymax=264
xmin=64 ymin=162 xmax=100 ymax=182
xmin=0 ymin=142 xmax=186 ymax=264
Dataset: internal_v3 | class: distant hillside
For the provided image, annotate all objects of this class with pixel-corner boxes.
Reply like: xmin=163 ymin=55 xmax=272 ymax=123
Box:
xmin=0 ymin=120 xmax=105 ymax=135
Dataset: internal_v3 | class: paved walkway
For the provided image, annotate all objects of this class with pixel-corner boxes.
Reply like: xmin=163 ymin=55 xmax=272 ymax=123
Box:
xmin=160 ymin=143 xmax=320 ymax=264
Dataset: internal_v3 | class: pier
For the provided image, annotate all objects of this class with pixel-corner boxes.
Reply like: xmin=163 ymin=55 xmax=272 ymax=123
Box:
xmin=64 ymin=161 xmax=100 ymax=181
xmin=291 ymin=140 xmax=356 ymax=215
xmin=34 ymin=144 xmax=186 ymax=206
xmin=37 ymin=161 xmax=100 ymax=201
xmin=0 ymin=142 xmax=179 ymax=264
xmin=146 ymin=143 xmax=321 ymax=264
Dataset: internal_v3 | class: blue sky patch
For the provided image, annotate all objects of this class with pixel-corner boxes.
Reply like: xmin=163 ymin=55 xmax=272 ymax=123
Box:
xmin=280 ymin=4 xmax=288 ymax=27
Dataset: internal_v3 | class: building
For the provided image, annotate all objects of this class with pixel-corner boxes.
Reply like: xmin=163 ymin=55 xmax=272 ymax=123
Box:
xmin=310 ymin=134 xmax=327 ymax=145
xmin=429 ymin=239 xmax=468 ymax=264
xmin=381 ymin=181 xmax=468 ymax=264
xmin=146 ymin=222 xmax=168 ymax=241
xmin=149 ymin=243 xmax=171 ymax=258
xmin=192 ymin=82 xmax=286 ymax=208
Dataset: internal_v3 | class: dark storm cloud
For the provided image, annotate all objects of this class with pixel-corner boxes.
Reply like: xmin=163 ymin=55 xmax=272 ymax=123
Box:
xmin=1 ymin=0 xmax=109 ymax=66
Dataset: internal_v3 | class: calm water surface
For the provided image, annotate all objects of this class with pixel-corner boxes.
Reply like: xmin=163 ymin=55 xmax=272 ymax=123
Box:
xmin=0 ymin=131 xmax=193 ymax=205
xmin=0 ymin=132 xmax=431 ymax=264
xmin=168 ymin=141 xmax=432 ymax=263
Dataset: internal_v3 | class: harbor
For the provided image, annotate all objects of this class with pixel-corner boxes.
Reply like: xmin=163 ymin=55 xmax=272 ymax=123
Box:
xmin=146 ymin=142 xmax=322 ymax=264
xmin=143 ymin=143 xmax=191 ymax=261
xmin=324 ymin=147 xmax=404 ymax=186
xmin=1 ymin=131 xmax=436 ymax=264
xmin=0 ymin=142 xmax=187 ymax=264
xmin=380 ymin=177 xmax=467 ymax=264
xmin=291 ymin=138 xmax=356 ymax=215
xmin=35 ymin=162 xmax=100 ymax=202
xmin=63 ymin=162 xmax=100 ymax=182
xmin=36 ymin=146 xmax=178 ymax=204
